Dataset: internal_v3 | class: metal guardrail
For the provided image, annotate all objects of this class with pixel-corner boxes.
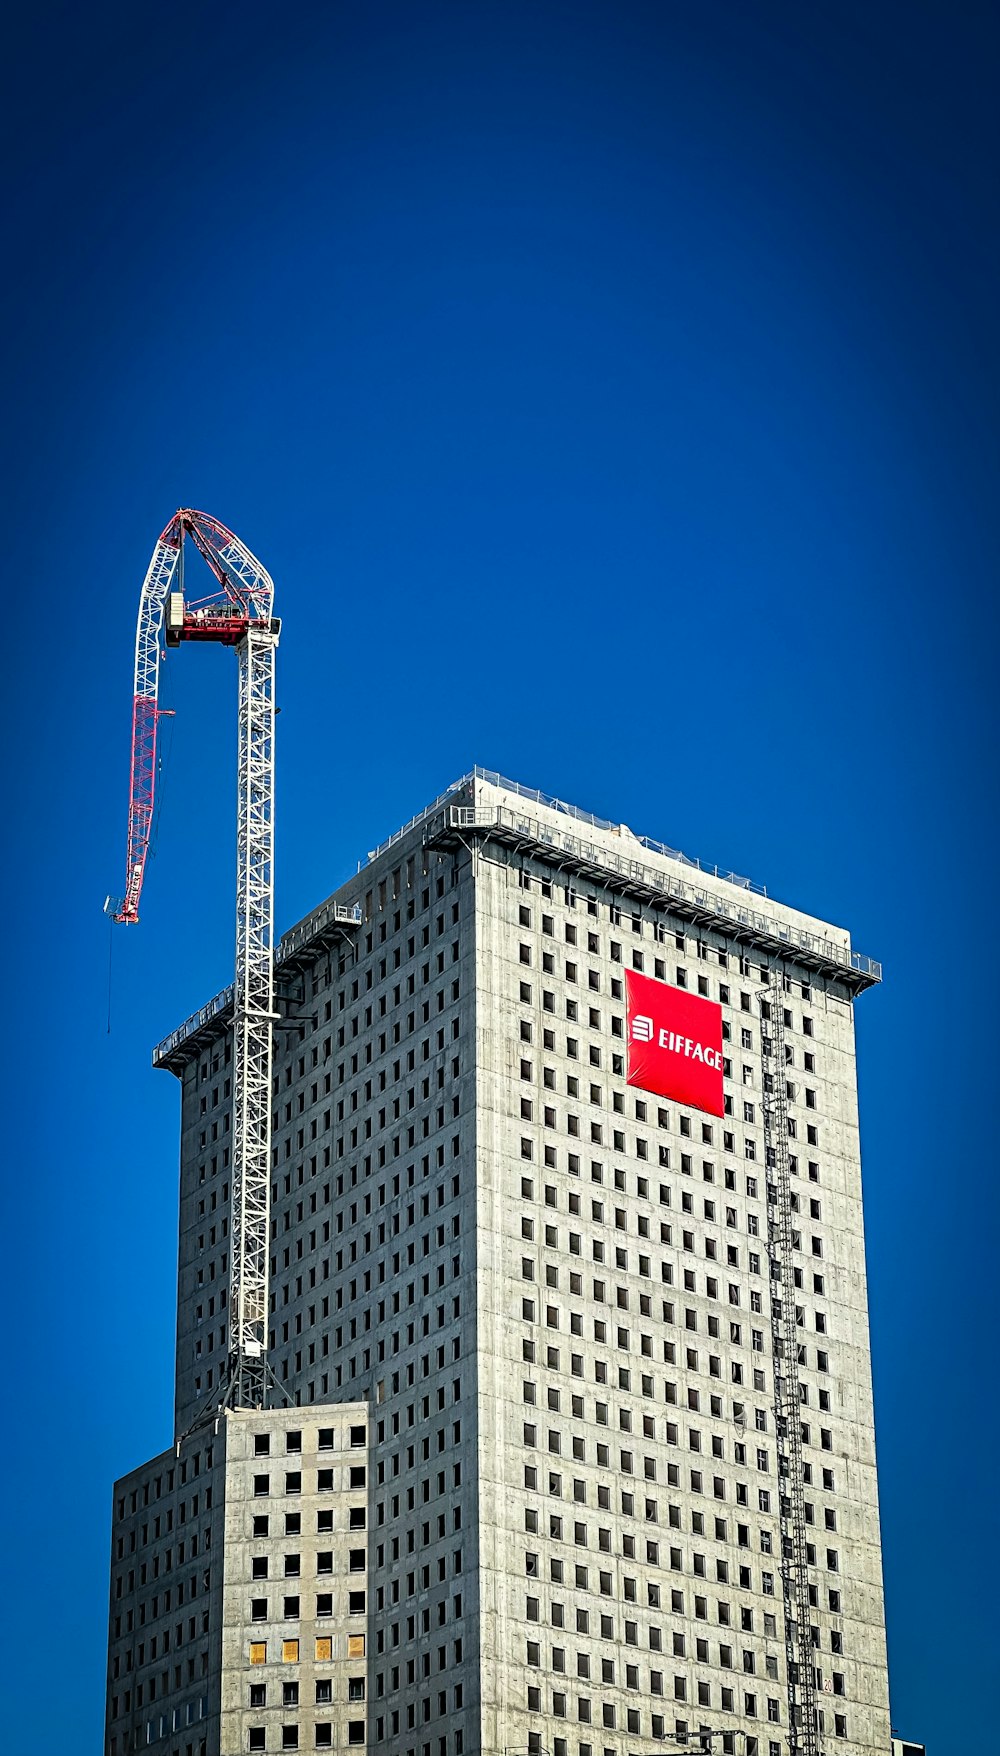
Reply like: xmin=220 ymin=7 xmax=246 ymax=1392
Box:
xmin=366 ymin=766 xmax=767 ymax=896
xmin=153 ymin=902 xmax=363 ymax=1065
xmin=464 ymin=768 xmax=768 ymax=892
xmin=365 ymin=777 xmax=473 ymax=864
xmin=278 ymin=899 xmax=362 ymax=960
xmin=432 ymin=804 xmax=882 ymax=986
xmin=153 ymin=985 xmax=236 ymax=1063
xmin=155 ymin=773 xmax=880 ymax=1067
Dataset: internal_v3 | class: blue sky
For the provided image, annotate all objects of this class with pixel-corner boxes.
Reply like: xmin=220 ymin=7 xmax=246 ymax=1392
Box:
xmin=2 ymin=3 xmax=997 ymax=1750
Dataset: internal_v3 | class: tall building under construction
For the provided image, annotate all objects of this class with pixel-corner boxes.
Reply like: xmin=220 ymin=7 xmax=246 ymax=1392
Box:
xmin=105 ymin=768 xmax=891 ymax=1756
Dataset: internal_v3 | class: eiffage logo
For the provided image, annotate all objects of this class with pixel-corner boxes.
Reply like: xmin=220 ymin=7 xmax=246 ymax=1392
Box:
xmin=625 ymin=969 xmax=725 ymax=1118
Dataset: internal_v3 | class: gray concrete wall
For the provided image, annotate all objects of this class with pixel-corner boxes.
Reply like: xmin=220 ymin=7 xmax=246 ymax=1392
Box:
xmin=465 ymin=823 xmax=890 ymax=1756
xmin=218 ymin=1405 xmax=370 ymax=1756
xmin=106 ymin=1406 xmax=370 ymax=1756
xmin=112 ymin=771 xmax=890 ymax=1756
xmin=105 ymin=1431 xmax=225 ymax=1756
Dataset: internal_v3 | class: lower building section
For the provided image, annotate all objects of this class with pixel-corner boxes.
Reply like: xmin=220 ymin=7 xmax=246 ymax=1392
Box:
xmin=106 ymin=1405 xmax=369 ymax=1756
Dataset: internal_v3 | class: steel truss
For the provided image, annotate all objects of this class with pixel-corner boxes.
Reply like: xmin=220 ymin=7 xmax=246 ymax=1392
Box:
xmin=759 ymin=971 xmax=820 ymax=1756
xmin=108 ymin=509 xmax=279 ymax=1416
xmin=229 ymin=623 xmax=277 ymax=1409
xmin=109 ymin=540 xmax=182 ymax=923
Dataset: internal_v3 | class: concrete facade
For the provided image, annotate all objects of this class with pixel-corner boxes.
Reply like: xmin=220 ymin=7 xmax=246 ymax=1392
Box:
xmin=107 ymin=769 xmax=891 ymax=1756
xmin=106 ymin=1405 xmax=369 ymax=1756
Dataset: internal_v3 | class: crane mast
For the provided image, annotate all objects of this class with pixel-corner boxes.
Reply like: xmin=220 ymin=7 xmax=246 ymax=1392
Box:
xmin=231 ymin=619 xmax=277 ymax=1408
xmin=107 ymin=509 xmax=279 ymax=1414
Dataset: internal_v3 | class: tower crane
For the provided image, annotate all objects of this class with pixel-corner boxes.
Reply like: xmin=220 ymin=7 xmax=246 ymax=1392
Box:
xmin=106 ymin=509 xmax=280 ymax=1413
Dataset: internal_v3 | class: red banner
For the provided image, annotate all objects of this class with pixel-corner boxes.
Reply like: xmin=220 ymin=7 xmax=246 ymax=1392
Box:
xmin=626 ymin=968 xmax=725 ymax=1118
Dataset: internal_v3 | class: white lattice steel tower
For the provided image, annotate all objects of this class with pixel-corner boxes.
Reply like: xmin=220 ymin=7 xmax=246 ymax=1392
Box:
xmin=107 ymin=509 xmax=279 ymax=1412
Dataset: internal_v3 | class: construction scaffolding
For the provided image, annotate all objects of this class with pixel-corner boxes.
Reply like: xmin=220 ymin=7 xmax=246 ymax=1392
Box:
xmin=760 ymin=970 xmax=819 ymax=1756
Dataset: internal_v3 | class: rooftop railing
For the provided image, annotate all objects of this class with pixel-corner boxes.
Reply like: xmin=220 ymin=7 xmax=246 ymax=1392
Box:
xmin=278 ymin=899 xmax=362 ymax=961
xmin=153 ymin=901 xmax=363 ymax=1063
xmin=153 ymin=984 xmax=235 ymax=1064
xmin=432 ymin=803 xmax=881 ymax=986
xmin=366 ymin=767 xmax=767 ymax=896
xmin=155 ymin=768 xmax=880 ymax=1065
